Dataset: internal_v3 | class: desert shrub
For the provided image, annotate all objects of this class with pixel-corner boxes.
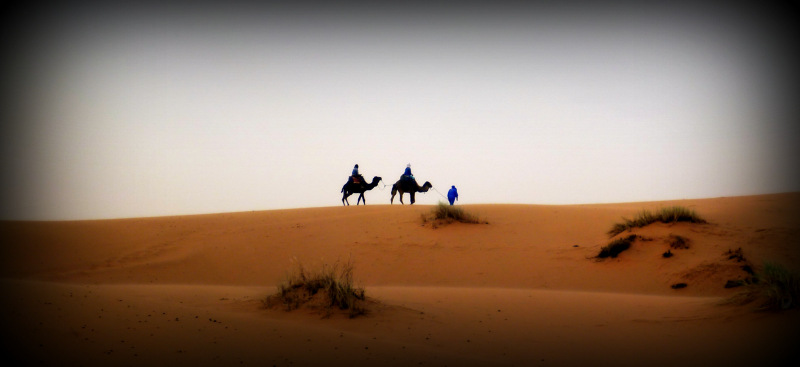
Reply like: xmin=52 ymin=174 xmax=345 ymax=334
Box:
xmin=608 ymin=206 xmax=707 ymax=237
xmin=423 ymin=202 xmax=486 ymax=227
xmin=264 ymin=258 xmax=366 ymax=317
xmin=433 ymin=202 xmax=480 ymax=223
xmin=728 ymin=261 xmax=800 ymax=311
xmin=597 ymin=235 xmax=637 ymax=259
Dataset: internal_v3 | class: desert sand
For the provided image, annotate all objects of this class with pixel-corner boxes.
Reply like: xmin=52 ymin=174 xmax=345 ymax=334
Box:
xmin=2 ymin=193 xmax=799 ymax=366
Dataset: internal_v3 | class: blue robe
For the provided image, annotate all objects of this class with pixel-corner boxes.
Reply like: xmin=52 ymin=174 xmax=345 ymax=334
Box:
xmin=447 ymin=187 xmax=458 ymax=205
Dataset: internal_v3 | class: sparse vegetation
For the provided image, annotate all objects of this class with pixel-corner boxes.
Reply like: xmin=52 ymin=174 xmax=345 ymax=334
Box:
xmin=666 ymin=234 xmax=690 ymax=249
xmin=263 ymin=258 xmax=367 ymax=318
xmin=422 ymin=202 xmax=487 ymax=228
xmin=725 ymin=248 xmax=746 ymax=262
xmin=607 ymin=206 xmax=707 ymax=237
xmin=596 ymin=234 xmax=637 ymax=259
xmin=728 ymin=261 xmax=800 ymax=311
xmin=722 ymin=248 xmax=757 ymax=288
xmin=433 ymin=202 xmax=482 ymax=223
xmin=725 ymin=279 xmax=746 ymax=288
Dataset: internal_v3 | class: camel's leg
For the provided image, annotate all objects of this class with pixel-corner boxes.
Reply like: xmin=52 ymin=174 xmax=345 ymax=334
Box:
xmin=410 ymin=192 xmax=416 ymax=205
xmin=357 ymin=193 xmax=365 ymax=205
xmin=342 ymin=192 xmax=350 ymax=206
xmin=391 ymin=189 xmax=396 ymax=204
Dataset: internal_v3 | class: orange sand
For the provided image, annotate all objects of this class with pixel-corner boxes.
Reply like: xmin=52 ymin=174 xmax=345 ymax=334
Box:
xmin=2 ymin=193 xmax=799 ymax=366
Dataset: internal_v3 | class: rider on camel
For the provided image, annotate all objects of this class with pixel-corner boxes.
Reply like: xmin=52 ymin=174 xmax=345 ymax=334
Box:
xmin=350 ymin=164 xmax=364 ymax=185
xmin=400 ymin=163 xmax=415 ymax=183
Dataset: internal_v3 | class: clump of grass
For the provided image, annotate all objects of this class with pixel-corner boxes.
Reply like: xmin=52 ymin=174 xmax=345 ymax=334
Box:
xmin=422 ymin=202 xmax=487 ymax=227
xmin=263 ymin=258 xmax=367 ymax=318
xmin=597 ymin=234 xmax=637 ymax=259
xmin=728 ymin=261 xmax=800 ymax=311
xmin=607 ymin=206 xmax=707 ymax=237
xmin=433 ymin=202 xmax=481 ymax=223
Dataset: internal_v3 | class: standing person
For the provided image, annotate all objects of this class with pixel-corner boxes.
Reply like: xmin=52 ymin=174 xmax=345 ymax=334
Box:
xmin=447 ymin=185 xmax=458 ymax=205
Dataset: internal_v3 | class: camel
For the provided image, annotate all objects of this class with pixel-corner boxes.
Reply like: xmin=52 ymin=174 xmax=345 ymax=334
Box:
xmin=390 ymin=179 xmax=432 ymax=205
xmin=341 ymin=176 xmax=382 ymax=205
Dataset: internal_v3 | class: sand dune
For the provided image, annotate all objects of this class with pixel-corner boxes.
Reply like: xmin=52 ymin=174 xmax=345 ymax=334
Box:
xmin=2 ymin=193 xmax=799 ymax=366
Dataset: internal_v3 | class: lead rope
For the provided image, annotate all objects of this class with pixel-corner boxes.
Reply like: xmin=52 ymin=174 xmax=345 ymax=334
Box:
xmin=431 ymin=186 xmax=448 ymax=201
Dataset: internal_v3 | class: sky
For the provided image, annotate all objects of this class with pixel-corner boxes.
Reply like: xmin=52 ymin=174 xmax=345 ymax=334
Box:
xmin=1 ymin=1 xmax=799 ymax=220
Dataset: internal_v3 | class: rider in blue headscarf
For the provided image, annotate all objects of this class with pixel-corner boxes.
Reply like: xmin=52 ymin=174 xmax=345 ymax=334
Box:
xmin=401 ymin=164 xmax=414 ymax=182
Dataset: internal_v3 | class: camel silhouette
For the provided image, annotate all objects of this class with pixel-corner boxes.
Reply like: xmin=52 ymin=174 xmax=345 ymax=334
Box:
xmin=341 ymin=176 xmax=382 ymax=205
xmin=390 ymin=179 xmax=432 ymax=205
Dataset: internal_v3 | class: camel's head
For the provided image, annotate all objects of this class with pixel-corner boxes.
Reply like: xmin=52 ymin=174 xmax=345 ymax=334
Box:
xmin=373 ymin=176 xmax=382 ymax=183
xmin=422 ymin=181 xmax=433 ymax=189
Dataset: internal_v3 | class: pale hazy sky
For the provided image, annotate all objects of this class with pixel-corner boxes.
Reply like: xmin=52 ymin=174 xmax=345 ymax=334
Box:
xmin=1 ymin=1 xmax=798 ymax=220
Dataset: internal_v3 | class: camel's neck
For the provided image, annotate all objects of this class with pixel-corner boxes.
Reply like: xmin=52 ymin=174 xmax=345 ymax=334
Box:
xmin=366 ymin=179 xmax=381 ymax=189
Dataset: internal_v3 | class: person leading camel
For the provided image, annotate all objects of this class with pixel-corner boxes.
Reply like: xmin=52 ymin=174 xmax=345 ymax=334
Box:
xmin=447 ymin=185 xmax=458 ymax=205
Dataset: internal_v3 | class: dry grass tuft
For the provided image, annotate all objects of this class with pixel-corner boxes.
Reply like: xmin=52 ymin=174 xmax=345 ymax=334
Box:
xmin=263 ymin=258 xmax=367 ymax=318
xmin=727 ymin=261 xmax=800 ymax=311
xmin=607 ymin=206 xmax=707 ymax=237
xmin=596 ymin=235 xmax=637 ymax=259
xmin=421 ymin=202 xmax=488 ymax=228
